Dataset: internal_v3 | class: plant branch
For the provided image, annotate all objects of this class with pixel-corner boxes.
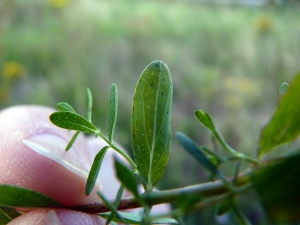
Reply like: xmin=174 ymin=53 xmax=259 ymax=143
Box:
xmin=70 ymin=173 xmax=251 ymax=214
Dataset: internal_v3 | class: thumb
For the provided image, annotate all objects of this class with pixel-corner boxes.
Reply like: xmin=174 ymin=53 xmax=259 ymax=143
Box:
xmin=0 ymin=105 xmax=101 ymax=206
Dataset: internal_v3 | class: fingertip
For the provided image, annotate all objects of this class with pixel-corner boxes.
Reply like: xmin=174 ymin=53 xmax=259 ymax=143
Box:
xmin=8 ymin=209 xmax=105 ymax=225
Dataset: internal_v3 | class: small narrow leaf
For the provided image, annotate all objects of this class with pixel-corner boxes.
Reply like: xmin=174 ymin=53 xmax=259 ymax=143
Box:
xmin=279 ymin=82 xmax=289 ymax=95
xmin=57 ymin=102 xmax=76 ymax=113
xmin=86 ymin=146 xmax=109 ymax=195
xmin=0 ymin=206 xmax=21 ymax=221
xmin=87 ymin=88 xmax=93 ymax=122
xmin=50 ymin=112 xmax=98 ymax=134
xmin=100 ymin=212 xmax=179 ymax=224
xmin=176 ymin=132 xmax=218 ymax=174
xmin=65 ymin=131 xmax=80 ymax=151
xmin=216 ymin=198 xmax=232 ymax=216
xmin=195 ymin=110 xmax=215 ymax=131
xmin=259 ymin=73 xmax=300 ymax=158
xmin=132 ymin=60 xmax=173 ymax=191
xmin=114 ymin=157 xmax=140 ymax=201
xmin=106 ymin=185 xmax=125 ymax=225
xmin=108 ymin=84 xmax=118 ymax=143
xmin=97 ymin=191 xmax=128 ymax=225
xmin=0 ymin=185 xmax=62 ymax=208
xmin=0 ymin=208 xmax=11 ymax=225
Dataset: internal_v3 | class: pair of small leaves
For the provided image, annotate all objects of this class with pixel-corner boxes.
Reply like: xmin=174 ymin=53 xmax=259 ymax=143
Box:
xmin=131 ymin=60 xmax=173 ymax=191
xmin=51 ymin=85 xmax=119 ymax=195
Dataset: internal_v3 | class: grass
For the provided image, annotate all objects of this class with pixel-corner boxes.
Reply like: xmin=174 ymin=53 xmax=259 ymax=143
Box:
xmin=1 ymin=0 xmax=300 ymax=224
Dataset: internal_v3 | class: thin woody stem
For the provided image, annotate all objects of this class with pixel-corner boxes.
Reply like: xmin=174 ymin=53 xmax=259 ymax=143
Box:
xmin=70 ymin=173 xmax=251 ymax=214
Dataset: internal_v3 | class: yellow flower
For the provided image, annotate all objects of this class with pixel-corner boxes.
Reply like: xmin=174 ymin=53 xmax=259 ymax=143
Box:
xmin=49 ymin=0 xmax=69 ymax=8
xmin=254 ymin=14 xmax=273 ymax=33
xmin=2 ymin=61 xmax=25 ymax=81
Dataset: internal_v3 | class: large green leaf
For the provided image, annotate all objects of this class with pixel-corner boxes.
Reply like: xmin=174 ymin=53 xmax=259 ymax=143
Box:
xmin=49 ymin=112 xmax=98 ymax=134
xmin=251 ymin=153 xmax=300 ymax=223
xmin=131 ymin=60 xmax=173 ymax=191
xmin=259 ymin=73 xmax=300 ymax=158
xmin=100 ymin=212 xmax=179 ymax=224
xmin=0 ymin=185 xmax=62 ymax=208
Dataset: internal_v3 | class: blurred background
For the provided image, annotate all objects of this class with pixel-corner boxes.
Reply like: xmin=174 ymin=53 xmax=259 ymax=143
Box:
xmin=1 ymin=0 xmax=300 ymax=224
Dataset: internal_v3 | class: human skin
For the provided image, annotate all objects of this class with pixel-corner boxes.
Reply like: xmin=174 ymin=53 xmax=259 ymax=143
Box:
xmin=0 ymin=105 xmax=169 ymax=225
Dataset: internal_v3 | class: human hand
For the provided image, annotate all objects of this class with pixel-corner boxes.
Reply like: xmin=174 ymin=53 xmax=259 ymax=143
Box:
xmin=0 ymin=105 xmax=132 ymax=225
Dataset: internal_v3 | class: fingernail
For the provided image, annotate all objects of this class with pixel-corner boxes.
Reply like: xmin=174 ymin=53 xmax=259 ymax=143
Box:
xmin=37 ymin=210 xmax=63 ymax=225
xmin=22 ymin=133 xmax=102 ymax=189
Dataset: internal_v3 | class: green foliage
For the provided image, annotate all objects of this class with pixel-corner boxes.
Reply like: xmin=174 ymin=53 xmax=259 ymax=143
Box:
xmin=131 ymin=60 xmax=173 ymax=192
xmin=251 ymin=153 xmax=300 ymax=223
xmin=100 ymin=212 xmax=179 ymax=224
xmin=3 ymin=60 xmax=300 ymax=224
xmin=0 ymin=185 xmax=62 ymax=208
xmin=0 ymin=207 xmax=20 ymax=223
xmin=50 ymin=111 xmax=98 ymax=134
xmin=114 ymin=158 xmax=140 ymax=202
xmin=259 ymin=73 xmax=300 ymax=158
xmin=86 ymin=146 xmax=109 ymax=196
xmin=57 ymin=102 xmax=77 ymax=113
xmin=108 ymin=84 xmax=118 ymax=143
xmin=176 ymin=132 xmax=218 ymax=174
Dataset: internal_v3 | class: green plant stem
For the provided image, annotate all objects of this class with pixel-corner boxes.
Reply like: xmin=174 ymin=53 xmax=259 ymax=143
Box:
xmin=232 ymin=198 xmax=252 ymax=225
xmin=96 ymin=130 xmax=137 ymax=170
xmin=71 ymin=173 xmax=251 ymax=214
xmin=213 ymin=128 xmax=258 ymax=164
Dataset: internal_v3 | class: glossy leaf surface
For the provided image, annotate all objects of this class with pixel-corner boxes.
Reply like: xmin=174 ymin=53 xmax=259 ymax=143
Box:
xmin=131 ymin=60 xmax=172 ymax=190
xmin=0 ymin=185 xmax=62 ymax=208
xmin=86 ymin=146 xmax=109 ymax=195
xmin=251 ymin=153 xmax=300 ymax=222
xmin=50 ymin=112 xmax=98 ymax=134
xmin=259 ymin=73 xmax=300 ymax=158
xmin=100 ymin=212 xmax=179 ymax=224
xmin=108 ymin=83 xmax=118 ymax=142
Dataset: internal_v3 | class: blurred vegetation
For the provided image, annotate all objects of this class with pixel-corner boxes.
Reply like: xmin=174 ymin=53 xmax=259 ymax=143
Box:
xmin=1 ymin=0 xmax=300 ymax=224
